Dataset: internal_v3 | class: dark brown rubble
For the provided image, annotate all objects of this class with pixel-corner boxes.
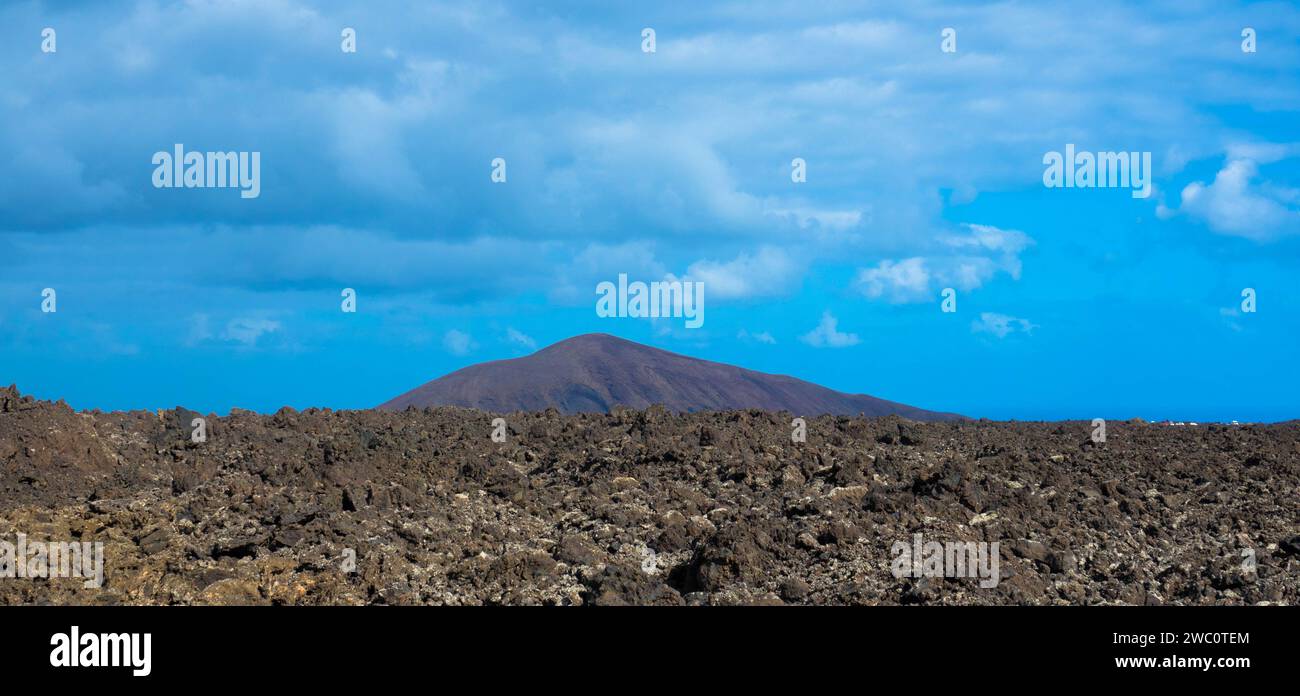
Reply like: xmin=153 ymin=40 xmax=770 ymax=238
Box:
xmin=1 ymin=386 xmax=1296 ymax=605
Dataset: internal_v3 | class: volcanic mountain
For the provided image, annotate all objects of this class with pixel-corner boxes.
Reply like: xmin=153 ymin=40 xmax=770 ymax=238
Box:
xmin=379 ymin=333 xmax=960 ymax=420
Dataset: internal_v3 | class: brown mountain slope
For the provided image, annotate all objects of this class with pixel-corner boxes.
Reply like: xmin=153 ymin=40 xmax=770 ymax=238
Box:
xmin=379 ymin=333 xmax=961 ymax=420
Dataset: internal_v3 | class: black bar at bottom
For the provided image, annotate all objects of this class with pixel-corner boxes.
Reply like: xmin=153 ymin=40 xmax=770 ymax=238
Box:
xmin=5 ymin=605 xmax=1289 ymax=685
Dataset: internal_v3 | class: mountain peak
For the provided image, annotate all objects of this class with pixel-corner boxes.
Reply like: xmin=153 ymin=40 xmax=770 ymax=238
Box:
xmin=539 ymin=332 xmax=629 ymax=349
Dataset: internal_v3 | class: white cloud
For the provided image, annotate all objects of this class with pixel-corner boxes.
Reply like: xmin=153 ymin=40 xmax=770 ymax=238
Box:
xmin=222 ymin=318 xmax=281 ymax=346
xmin=186 ymin=313 xmax=214 ymax=346
xmin=855 ymin=224 xmax=1033 ymax=303
xmin=555 ymin=244 xmax=801 ymax=307
xmin=685 ymin=246 xmax=801 ymax=300
xmin=549 ymin=241 xmax=668 ymax=305
xmin=971 ymin=312 xmax=1037 ymax=339
xmin=506 ymin=327 xmax=536 ymax=350
xmin=799 ymin=311 xmax=860 ymax=348
xmin=1178 ymin=158 xmax=1300 ymax=240
xmin=941 ymin=224 xmax=1033 ymax=261
xmin=1219 ymin=307 xmax=1244 ymax=333
xmin=4 ymin=1 xmax=1298 ymax=368
xmin=855 ymin=257 xmax=931 ymax=302
xmin=764 ymin=205 xmax=864 ymax=232
xmin=1225 ymin=142 xmax=1300 ymax=165
xmin=738 ymin=329 xmax=776 ymax=344
xmin=443 ymin=329 xmax=477 ymax=356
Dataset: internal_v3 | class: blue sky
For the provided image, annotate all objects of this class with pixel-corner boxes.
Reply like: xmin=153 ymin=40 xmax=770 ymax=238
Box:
xmin=1 ymin=0 xmax=1298 ymax=421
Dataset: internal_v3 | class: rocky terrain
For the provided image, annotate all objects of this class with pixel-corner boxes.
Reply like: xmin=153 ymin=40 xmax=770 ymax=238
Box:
xmin=1 ymin=384 xmax=1296 ymax=605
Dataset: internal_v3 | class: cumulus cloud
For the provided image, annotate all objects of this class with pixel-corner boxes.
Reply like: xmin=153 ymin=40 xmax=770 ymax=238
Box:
xmin=855 ymin=257 xmax=931 ymax=302
xmin=799 ymin=312 xmax=860 ymax=348
xmin=185 ymin=313 xmax=214 ymax=346
xmin=506 ymin=327 xmax=537 ymax=350
xmin=971 ymin=312 xmax=1037 ymax=339
xmin=1225 ymin=142 xmax=1300 ymax=164
xmin=0 ymin=0 xmax=1295 ymax=374
xmin=684 ymin=246 xmax=801 ymax=300
xmin=222 ymin=318 xmax=282 ymax=346
xmin=1219 ymin=306 xmax=1244 ymax=333
xmin=1177 ymin=158 xmax=1300 ymax=240
xmin=7 ymin=1 xmax=1289 ymax=245
xmin=184 ymin=312 xmax=287 ymax=349
xmin=443 ymin=329 xmax=477 ymax=356
xmin=200 ymin=226 xmax=556 ymax=298
xmin=855 ymin=224 xmax=1033 ymax=303
xmin=941 ymin=224 xmax=1033 ymax=260
xmin=738 ymin=329 xmax=777 ymax=344
xmin=553 ymin=243 xmax=802 ymax=308
xmin=549 ymin=241 xmax=669 ymax=305
xmin=764 ymin=205 xmax=864 ymax=233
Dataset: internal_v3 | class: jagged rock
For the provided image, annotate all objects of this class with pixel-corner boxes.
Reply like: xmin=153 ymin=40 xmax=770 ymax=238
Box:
xmin=0 ymin=386 xmax=1294 ymax=605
